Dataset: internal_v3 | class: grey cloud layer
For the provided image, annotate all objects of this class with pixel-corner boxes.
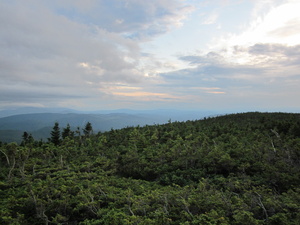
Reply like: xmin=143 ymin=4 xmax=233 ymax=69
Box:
xmin=1 ymin=0 xmax=299 ymax=111
xmin=51 ymin=0 xmax=193 ymax=38
xmin=0 ymin=0 xmax=191 ymax=108
xmin=159 ymin=43 xmax=300 ymax=105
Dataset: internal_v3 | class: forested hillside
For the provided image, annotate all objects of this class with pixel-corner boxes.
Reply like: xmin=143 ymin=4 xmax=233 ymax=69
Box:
xmin=1 ymin=112 xmax=300 ymax=224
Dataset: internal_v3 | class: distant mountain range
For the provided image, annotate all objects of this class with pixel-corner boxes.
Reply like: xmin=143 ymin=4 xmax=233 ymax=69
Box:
xmin=0 ymin=107 xmax=222 ymax=143
xmin=0 ymin=107 xmax=80 ymax=118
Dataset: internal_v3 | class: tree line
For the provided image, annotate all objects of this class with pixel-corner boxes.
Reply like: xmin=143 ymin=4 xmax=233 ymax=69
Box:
xmin=20 ymin=121 xmax=94 ymax=147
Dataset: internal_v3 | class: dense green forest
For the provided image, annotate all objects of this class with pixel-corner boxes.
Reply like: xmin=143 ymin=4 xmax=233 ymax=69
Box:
xmin=1 ymin=112 xmax=300 ymax=224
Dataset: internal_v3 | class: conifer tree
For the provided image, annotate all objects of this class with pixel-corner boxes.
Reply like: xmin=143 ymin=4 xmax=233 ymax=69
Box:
xmin=50 ymin=122 xmax=61 ymax=145
xmin=22 ymin=131 xmax=29 ymax=142
xmin=62 ymin=123 xmax=73 ymax=139
xmin=21 ymin=132 xmax=34 ymax=146
xmin=83 ymin=122 xmax=93 ymax=136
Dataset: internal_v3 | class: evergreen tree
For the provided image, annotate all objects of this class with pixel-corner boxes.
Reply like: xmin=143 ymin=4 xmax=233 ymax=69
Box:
xmin=50 ymin=122 xmax=61 ymax=145
xmin=21 ymin=132 xmax=34 ymax=146
xmin=62 ymin=124 xmax=73 ymax=139
xmin=83 ymin=122 xmax=93 ymax=136
xmin=22 ymin=131 xmax=29 ymax=142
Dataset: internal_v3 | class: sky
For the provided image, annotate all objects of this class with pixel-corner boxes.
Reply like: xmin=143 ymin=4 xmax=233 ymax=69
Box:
xmin=1 ymin=0 xmax=300 ymax=112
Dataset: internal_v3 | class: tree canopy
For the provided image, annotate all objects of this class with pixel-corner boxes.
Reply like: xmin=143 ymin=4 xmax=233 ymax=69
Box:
xmin=0 ymin=112 xmax=300 ymax=224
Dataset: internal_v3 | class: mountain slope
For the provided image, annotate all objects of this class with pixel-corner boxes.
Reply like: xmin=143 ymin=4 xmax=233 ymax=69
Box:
xmin=0 ymin=113 xmax=300 ymax=225
xmin=1 ymin=112 xmax=300 ymax=224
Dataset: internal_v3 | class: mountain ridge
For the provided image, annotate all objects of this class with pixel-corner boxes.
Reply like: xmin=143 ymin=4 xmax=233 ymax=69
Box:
xmin=0 ymin=108 xmax=224 ymax=143
xmin=0 ymin=111 xmax=191 ymax=143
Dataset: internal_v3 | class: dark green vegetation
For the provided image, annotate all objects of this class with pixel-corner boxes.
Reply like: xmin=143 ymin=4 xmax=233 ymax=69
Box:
xmin=1 ymin=112 xmax=300 ymax=224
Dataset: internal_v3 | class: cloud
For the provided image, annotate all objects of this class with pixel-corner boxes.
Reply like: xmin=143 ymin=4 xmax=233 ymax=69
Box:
xmin=247 ymin=43 xmax=300 ymax=61
xmin=202 ymin=12 xmax=219 ymax=25
xmin=50 ymin=0 xmax=194 ymax=39
xmin=1 ymin=0 xmax=299 ymax=111
xmin=0 ymin=82 xmax=86 ymax=109
xmin=179 ymin=52 xmax=225 ymax=66
xmin=196 ymin=0 xmax=300 ymax=85
xmin=158 ymin=18 xmax=300 ymax=108
xmin=0 ymin=0 xmax=193 ymax=109
xmin=268 ymin=18 xmax=300 ymax=38
xmin=112 ymin=91 xmax=179 ymax=101
xmin=166 ymin=41 xmax=300 ymax=88
xmin=191 ymin=87 xmax=225 ymax=94
xmin=211 ymin=0 xmax=300 ymax=49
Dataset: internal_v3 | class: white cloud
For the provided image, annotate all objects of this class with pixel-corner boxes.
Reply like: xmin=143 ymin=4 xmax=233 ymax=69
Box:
xmin=202 ymin=12 xmax=218 ymax=25
xmin=211 ymin=0 xmax=300 ymax=49
xmin=157 ymin=0 xmax=300 ymax=110
xmin=48 ymin=0 xmax=194 ymax=39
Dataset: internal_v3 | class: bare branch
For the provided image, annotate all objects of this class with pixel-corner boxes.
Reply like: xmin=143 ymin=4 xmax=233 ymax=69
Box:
xmin=0 ymin=149 xmax=10 ymax=166
xmin=255 ymin=192 xmax=268 ymax=221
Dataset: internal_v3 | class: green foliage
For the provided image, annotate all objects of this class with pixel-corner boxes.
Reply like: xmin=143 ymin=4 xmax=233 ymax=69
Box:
xmin=62 ymin=123 xmax=74 ymax=140
xmin=1 ymin=112 xmax=300 ymax=224
xmin=83 ymin=122 xmax=93 ymax=136
xmin=49 ymin=122 xmax=61 ymax=146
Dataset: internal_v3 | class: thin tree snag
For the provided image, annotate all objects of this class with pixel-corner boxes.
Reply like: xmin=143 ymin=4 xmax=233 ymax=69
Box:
xmin=0 ymin=149 xmax=10 ymax=166
xmin=255 ymin=192 xmax=268 ymax=221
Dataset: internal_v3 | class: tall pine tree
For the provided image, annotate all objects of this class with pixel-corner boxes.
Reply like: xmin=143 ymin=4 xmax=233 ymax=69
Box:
xmin=62 ymin=123 xmax=73 ymax=139
xmin=50 ymin=122 xmax=61 ymax=145
xmin=83 ymin=122 xmax=93 ymax=136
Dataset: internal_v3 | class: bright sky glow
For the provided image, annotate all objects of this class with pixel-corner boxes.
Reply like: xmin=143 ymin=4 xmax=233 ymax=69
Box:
xmin=1 ymin=0 xmax=300 ymax=112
